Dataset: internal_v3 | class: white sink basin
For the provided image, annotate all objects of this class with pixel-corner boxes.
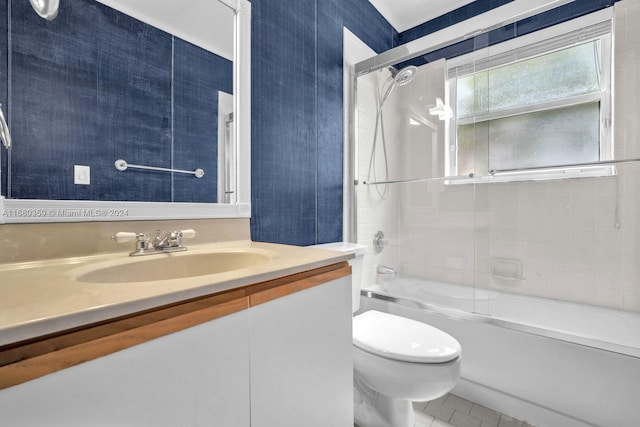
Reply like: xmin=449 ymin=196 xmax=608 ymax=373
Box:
xmin=75 ymin=251 xmax=271 ymax=283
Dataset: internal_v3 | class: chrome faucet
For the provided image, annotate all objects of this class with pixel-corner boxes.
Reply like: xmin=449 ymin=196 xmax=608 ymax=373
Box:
xmin=154 ymin=230 xmax=182 ymax=249
xmin=113 ymin=229 xmax=197 ymax=256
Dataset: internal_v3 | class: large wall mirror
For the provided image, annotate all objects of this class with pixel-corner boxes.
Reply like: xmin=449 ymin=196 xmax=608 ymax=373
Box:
xmin=0 ymin=0 xmax=251 ymax=223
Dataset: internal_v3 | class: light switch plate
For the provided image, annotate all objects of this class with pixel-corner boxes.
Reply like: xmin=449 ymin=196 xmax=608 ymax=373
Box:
xmin=74 ymin=165 xmax=90 ymax=185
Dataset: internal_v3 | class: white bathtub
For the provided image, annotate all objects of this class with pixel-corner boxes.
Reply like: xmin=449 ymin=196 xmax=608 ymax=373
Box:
xmin=361 ymin=277 xmax=640 ymax=427
xmin=366 ymin=277 xmax=640 ymax=350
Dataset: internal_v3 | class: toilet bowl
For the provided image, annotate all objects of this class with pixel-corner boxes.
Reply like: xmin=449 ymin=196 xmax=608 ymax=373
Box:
xmin=310 ymin=242 xmax=462 ymax=427
xmin=353 ymin=310 xmax=461 ymax=427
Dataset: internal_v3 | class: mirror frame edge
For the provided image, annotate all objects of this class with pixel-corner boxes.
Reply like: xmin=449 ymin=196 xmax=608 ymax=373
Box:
xmin=0 ymin=0 xmax=251 ymax=224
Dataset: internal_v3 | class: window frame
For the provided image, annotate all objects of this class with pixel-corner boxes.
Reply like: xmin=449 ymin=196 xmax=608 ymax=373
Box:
xmin=445 ymin=9 xmax=614 ymax=183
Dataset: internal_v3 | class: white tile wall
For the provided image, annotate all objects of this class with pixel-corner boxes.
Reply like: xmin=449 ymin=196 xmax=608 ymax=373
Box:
xmin=356 ymin=69 xmax=400 ymax=287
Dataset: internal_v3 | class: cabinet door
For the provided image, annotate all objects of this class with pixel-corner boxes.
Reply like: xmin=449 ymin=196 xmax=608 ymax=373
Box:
xmin=0 ymin=310 xmax=251 ymax=427
xmin=249 ymin=276 xmax=353 ymax=427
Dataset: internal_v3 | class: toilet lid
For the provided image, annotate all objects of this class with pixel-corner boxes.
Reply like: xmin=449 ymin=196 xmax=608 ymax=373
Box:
xmin=353 ymin=310 xmax=461 ymax=363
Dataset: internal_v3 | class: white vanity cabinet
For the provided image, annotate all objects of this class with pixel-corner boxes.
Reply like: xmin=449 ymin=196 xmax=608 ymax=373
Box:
xmin=0 ymin=309 xmax=252 ymax=427
xmin=0 ymin=263 xmax=353 ymax=427
xmin=249 ymin=275 xmax=353 ymax=427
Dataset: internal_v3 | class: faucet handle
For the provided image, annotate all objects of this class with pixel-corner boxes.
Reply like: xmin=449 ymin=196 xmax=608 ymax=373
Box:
xmin=112 ymin=232 xmax=140 ymax=243
xmin=179 ymin=229 xmax=197 ymax=239
xmin=113 ymin=232 xmax=152 ymax=255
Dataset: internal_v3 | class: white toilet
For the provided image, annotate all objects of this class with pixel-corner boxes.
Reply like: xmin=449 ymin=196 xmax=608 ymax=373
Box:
xmin=312 ymin=242 xmax=461 ymax=427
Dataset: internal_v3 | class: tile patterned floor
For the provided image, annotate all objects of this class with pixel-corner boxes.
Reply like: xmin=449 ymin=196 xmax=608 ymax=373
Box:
xmin=412 ymin=393 xmax=536 ymax=427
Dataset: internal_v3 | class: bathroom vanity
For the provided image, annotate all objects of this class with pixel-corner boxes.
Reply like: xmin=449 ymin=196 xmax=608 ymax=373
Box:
xmin=0 ymin=221 xmax=353 ymax=426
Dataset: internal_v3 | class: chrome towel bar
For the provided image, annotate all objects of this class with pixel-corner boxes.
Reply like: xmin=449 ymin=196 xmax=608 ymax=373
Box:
xmin=114 ymin=159 xmax=204 ymax=178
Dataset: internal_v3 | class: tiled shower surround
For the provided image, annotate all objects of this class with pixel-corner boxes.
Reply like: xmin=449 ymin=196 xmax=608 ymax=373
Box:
xmin=357 ymin=1 xmax=640 ymax=313
xmin=0 ymin=0 xmax=232 ymax=202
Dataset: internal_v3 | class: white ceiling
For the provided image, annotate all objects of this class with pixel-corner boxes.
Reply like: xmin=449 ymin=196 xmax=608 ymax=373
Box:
xmin=97 ymin=0 xmax=234 ymax=59
xmin=367 ymin=0 xmax=477 ymax=33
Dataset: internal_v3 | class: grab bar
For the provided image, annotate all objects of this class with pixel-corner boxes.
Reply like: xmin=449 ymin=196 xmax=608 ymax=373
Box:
xmin=0 ymin=104 xmax=11 ymax=150
xmin=114 ymin=159 xmax=204 ymax=178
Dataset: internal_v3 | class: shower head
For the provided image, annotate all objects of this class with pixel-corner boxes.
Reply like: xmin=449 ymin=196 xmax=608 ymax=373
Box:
xmin=380 ymin=65 xmax=418 ymax=108
xmin=393 ymin=66 xmax=418 ymax=87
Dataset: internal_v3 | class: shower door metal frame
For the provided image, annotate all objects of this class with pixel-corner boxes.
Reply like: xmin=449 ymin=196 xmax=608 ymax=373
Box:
xmin=354 ymin=0 xmax=577 ymax=77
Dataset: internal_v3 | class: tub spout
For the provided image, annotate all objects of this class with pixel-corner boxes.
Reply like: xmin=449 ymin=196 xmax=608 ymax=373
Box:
xmin=377 ymin=264 xmax=396 ymax=275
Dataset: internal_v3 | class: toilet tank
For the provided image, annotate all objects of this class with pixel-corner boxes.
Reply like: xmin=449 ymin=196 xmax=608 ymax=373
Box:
xmin=308 ymin=242 xmax=367 ymax=313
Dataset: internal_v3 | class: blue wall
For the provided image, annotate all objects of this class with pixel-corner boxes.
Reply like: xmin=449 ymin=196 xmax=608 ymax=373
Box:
xmin=173 ymin=39 xmax=233 ymax=203
xmin=1 ymin=0 xmax=231 ymax=202
xmin=250 ymin=0 xmax=397 ymax=246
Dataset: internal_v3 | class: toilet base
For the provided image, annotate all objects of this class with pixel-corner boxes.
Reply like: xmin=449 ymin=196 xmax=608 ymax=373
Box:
xmin=354 ymin=375 xmax=417 ymax=427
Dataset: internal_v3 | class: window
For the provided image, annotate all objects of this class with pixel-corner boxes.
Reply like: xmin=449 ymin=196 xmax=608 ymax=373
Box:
xmin=446 ymin=12 xmax=612 ymax=181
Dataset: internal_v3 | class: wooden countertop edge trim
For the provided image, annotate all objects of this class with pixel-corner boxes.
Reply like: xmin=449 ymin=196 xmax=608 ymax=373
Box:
xmin=0 ymin=261 xmax=350 ymax=390
xmin=0 ymin=298 xmax=248 ymax=390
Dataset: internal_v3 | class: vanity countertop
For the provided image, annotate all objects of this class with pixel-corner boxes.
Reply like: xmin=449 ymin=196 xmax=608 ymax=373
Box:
xmin=0 ymin=240 xmax=351 ymax=347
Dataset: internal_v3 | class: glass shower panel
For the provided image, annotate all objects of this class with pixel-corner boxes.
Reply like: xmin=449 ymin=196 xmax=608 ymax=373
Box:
xmin=354 ymin=58 xmax=487 ymax=314
xmin=471 ymin=32 xmax=492 ymax=316
xmin=355 ymin=68 xmax=401 ymax=290
xmin=480 ymin=163 xmax=640 ymax=341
